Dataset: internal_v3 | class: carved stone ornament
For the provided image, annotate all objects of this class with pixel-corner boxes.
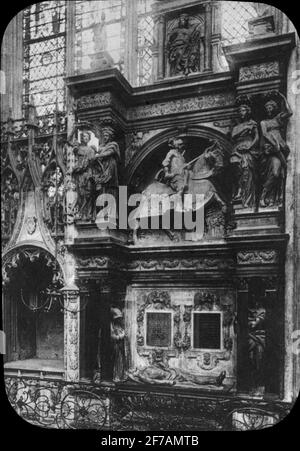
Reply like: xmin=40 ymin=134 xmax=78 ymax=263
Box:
xmin=131 ymin=137 xmax=229 ymax=243
xmin=230 ymin=96 xmax=259 ymax=209
xmin=183 ymin=290 xmax=236 ymax=368
xmin=259 ymin=91 xmax=293 ymax=208
xmin=1 ymin=169 xmax=19 ymax=238
xmin=239 ymin=61 xmax=280 ymax=82
xmin=237 ymin=250 xmax=278 ymax=265
xmin=128 ymin=257 xmax=235 ymax=272
xmin=2 ymin=247 xmax=63 ymax=288
xmin=129 ymin=93 xmax=235 ymax=120
xmin=136 ymin=291 xmax=181 ymax=354
xmin=25 ymin=216 xmax=37 ymax=235
xmin=75 ymin=92 xmax=111 ymax=110
xmin=70 ymin=123 xmax=120 ymax=223
xmin=165 ymin=13 xmax=204 ymax=76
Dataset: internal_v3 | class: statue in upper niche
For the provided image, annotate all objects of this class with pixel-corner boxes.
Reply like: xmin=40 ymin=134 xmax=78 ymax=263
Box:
xmin=230 ymin=100 xmax=259 ymax=209
xmin=166 ymin=13 xmax=201 ymax=76
xmin=259 ymin=92 xmax=292 ymax=208
xmin=94 ymin=11 xmax=108 ymax=53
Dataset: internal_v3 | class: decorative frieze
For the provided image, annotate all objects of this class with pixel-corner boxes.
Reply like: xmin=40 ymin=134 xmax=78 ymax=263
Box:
xmin=237 ymin=250 xmax=279 ymax=265
xmin=128 ymin=257 xmax=235 ymax=272
xmin=239 ymin=61 xmax=280 ymax=82
xmin=75 ymin=92 xmax=112 ymax=110
xmin=129 ymin=93 xmax=235 ymax=120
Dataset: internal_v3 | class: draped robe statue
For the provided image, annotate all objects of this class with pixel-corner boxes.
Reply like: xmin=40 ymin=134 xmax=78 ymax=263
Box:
xmin=230 ymin=104 xmax=259 ymax=208
xmin=71 ymin=126 xmax=119 ymax=222
xmin=259 ymin=93 xmax=292 ymax=207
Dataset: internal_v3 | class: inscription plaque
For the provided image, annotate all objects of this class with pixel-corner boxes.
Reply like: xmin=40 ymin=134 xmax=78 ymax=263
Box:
xmin=193 ymin=312 xmax=221 ymax=349
xmin=146 ymin=312 xmax=172 ymax=347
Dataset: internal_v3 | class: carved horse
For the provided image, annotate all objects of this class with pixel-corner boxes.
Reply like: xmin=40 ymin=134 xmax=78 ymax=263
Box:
xmin=130 ymin=141 xmax=227 ymax=243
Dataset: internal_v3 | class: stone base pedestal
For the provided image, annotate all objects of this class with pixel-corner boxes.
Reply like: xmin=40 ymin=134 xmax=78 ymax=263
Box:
xmin=231 ymin=208 xmax=284 ymax=236
xmin=90 ymin=50 xmax=114 ymax=71
xmin=248 ymin=15 xmax=275 ymax=39
xmin=75 ymin=222 xmax=128 ymax=243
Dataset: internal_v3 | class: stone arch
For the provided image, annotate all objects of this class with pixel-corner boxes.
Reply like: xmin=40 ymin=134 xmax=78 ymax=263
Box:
xmin=2 ymin=244 xmax=65 ymax=288
xmin=2 ymin=244 xmax=66 ymax=365
xmin=125 ymin=125 xmax=232 ymax=186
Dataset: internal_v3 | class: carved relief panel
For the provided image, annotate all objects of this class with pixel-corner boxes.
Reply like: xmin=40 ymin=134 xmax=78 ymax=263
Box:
xmin=165 ymin=9 xmax=205 ymax=77
xmin=127 ymin=287 xmax=236 ymax=390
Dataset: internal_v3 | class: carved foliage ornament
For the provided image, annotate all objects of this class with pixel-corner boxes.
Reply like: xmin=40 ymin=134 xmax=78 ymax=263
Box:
xmin=129 ymin=93 xmax=235 ymax=120
xmin=128 ymin=257 xmax=235 ymax=271
xmin=2 ymin=247 xmax=63 ymax=288
xmin=237 ymin=250 xmax=278 ymax=265
xmin=239 ymin=62 xmax=280 ymax=82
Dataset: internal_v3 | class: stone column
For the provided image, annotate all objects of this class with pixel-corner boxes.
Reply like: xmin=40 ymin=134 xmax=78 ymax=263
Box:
xmin=124 ymin=0 xmax=138 ymax=86
xmin=284 ymin=30 xmax=300 ymax=402
xmin=211 ymin=0 xmax=223 ymax=72
xmin=264 ymin=276 xmax=284 ymax=396
xmin=156 ymin=15 xmax=165 ymax=81
xmin=66 ymin=1 xmax=76 ymax=77
xmin=204 ymin=2 xmax=213 ymax=72
xmin=236 ymin=278 xmax=250 ymax=391
xmin=64 ymin=302 xmax=80 ymax=382
xmin=63 ymin=253 xmax=81 ymax=382
xmin=64 ymin=109 xmax=78 ymax=244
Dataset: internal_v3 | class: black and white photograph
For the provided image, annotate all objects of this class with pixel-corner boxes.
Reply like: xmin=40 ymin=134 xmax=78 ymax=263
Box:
xmin=1 ymin=0 xmax=299 ymax=434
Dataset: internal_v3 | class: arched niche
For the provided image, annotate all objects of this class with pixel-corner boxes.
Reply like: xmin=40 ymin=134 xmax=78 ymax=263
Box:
xmin=2 ymin=246 xmax=65 ymax=376
xmin=125 ymin=125 xmax=232 ymax=194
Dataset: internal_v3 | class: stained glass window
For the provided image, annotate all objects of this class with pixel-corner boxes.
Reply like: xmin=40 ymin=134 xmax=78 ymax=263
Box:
xmin=221 ymin=1 xmax=258 ymax=45
xmin=137 ymin=0 xmax=154 ymax=86
xmin=23 ymin=1 xmax=66 ymax=116
xmin=75 ymin=0 xmax=126 ymax=74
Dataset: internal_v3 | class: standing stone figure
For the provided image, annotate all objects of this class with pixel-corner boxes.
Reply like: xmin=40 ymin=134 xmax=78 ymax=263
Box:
xmin=259 ymin=92 xmax=292 ymax=207
xmin=71 ymin=125 xmax=120 ymax=222
xmin=71 ymin=129 xmax=97 ymax=220
xmin=230 ymin=102 xmax=259 ymax=208
xmin=110 ymin=308 xmax=126 ymax=383
xmin=166 ymin=14 xmax=201 ymax=76
xmin=162 ymin=137 xmax=189 ymax=196
xmin=248 ymin=301 xmax=266 ymax=396
xmin=94 ymin=127 xmax=120 ymax=199
xmin=94 ymin=126 xmax=120 ymax=223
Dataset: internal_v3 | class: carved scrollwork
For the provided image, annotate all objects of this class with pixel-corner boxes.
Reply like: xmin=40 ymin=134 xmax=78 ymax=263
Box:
xmin=183 ymin=290 xmax=236 ymax=369
xmin=136 ymin=291 xmax=181 ymax=357
xmin=128 ymin=257 xmax=235 ymax=272
xmin=237 ymin=250 xmax=278 ymax=265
